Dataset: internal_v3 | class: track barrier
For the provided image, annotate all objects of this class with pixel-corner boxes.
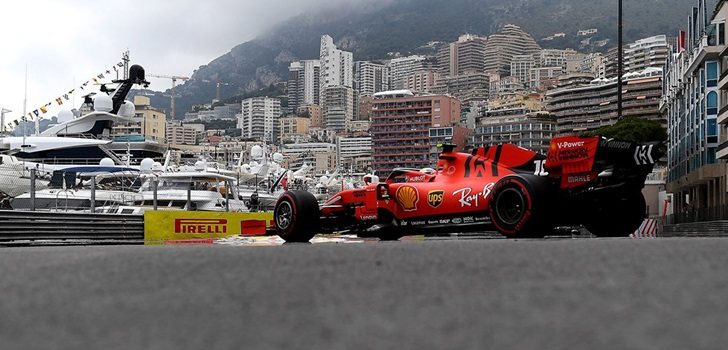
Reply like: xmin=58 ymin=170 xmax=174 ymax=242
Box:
xmin=144 ymin=211 xmax=273 ymax=244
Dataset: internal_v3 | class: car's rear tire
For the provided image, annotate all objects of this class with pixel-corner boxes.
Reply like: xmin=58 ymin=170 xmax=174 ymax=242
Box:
xmin=585 ymin=192 xmax=646 ymax=237
xmin=274 ymin=190 xmax=320 ymax=242
xmin=489 ymin=175 xmax=551 ymax=238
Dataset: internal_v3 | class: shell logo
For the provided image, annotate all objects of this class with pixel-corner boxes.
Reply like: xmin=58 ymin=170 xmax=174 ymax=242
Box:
xmin=396 ymin=185 xmax=419 ymax=211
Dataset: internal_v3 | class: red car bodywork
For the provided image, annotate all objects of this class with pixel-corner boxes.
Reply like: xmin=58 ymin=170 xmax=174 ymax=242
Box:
xmin=274 ymin=135 xmax=659 ymax=241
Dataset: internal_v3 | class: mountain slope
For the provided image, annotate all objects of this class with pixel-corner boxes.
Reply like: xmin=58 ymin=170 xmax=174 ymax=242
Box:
xmin=169 ymin=0 xmax=712 ymax=116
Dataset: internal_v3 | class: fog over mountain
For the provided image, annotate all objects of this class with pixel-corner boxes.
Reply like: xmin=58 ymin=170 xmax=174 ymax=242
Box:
xmin=162 ymin=0 xmax=713 ymax=116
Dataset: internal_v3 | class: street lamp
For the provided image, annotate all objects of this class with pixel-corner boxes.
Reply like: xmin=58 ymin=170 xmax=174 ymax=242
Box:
xmin=617 ymin=0 xmax=624 ymax=119
xmin=1 ymin=108 xmax=11 ymax=134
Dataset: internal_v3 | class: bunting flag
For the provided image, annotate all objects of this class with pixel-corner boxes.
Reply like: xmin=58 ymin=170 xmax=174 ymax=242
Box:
xmin=4 ymin=58 xmax=125 ymax=130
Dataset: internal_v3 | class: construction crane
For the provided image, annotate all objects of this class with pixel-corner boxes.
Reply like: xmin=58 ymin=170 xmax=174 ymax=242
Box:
xmin=147 ymin=74 xmax=189 ymax=119
xmin=202 ymin=79 xmax=232 ymax=103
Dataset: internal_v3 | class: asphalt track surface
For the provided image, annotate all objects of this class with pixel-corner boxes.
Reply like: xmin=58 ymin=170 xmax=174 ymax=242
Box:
xmin=2 ymin=236 xmax=728 ymax=349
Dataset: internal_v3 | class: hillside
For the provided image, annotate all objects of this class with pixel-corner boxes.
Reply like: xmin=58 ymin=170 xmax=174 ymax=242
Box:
xmin=166 ymin=0 xmax=713 ymax=117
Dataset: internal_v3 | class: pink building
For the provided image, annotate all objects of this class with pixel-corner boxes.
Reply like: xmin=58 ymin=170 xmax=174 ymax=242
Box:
xmin=371 ymin=90 xmax=464 ymax=175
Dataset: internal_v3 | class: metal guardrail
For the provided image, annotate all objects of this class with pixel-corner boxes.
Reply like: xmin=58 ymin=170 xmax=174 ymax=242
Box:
xmin=0 ymin=210 xmax=144 ymax=243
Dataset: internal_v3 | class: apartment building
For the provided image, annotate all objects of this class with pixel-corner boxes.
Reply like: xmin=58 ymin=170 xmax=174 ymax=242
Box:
xmin=436 ymin=33 xmax=488 ymax=76
xmin=354 ymin=61 xmax=390 ymax=96
xmin=237 ymin=97 xmax=281 ymax=142
xmin=288 ymin=60 xmax=320 ymax=112
xmin=370 ymin=90 xmax=465 ymax=175
xmin=546 ymin=68 xmax=663 ymax=135
xmin=484 ymin=24 xmax=541 ymax=76
xmin=387 ymin=55 xmax=427 ymax=89
xmin=662 ymin=0 xmax=728 ymax=218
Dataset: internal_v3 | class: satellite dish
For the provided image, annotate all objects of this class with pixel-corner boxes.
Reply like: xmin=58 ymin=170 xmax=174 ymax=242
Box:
xmin=140 ymin=158 xmax=155 ymax=173
xmin=93 ymin=94 xmax=113 ymax=112
xmin=118 ymin=101 xmax=136 ymax=117
xmin=273 ymin=152 xmax=284 ymax=163
xmin=251 ymin=145 xmax=263 ymax=159
xmin=194 ymin=160 xmax=206 ymax=171
xmin=99 ymin=158 xmax=115 ymax=166
xmin=57 ymin=109 xmax=74 ymax=123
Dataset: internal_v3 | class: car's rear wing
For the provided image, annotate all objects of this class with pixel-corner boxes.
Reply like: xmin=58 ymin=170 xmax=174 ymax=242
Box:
xmin=545 ymin=135 xmax=661 ymax=189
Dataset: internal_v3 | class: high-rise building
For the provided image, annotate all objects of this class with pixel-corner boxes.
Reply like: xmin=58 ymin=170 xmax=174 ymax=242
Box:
xmin=432 ymin=73 xmax=490 ymax=103
xmin=287 ymin=60 xmax=320 ymax=112
xmin=663 ymin=0 xmax=727 ymax=218
xmin=387 ymin=55 xmax=427 ymax=89
xmin=370 ymin=91 xmax=466 ymax=175
xmin=625 ymin=35 xmax=670 ymax=73
xmin=354 ymin=61 xmax=389 ymax=96
xmin=320 ymin=35 xmax=353 ymax=95
xmin=237 ymin=97 xmax=281 ymax=142
xmin=437 ymin=34 xmax=488 ymax=76
xmin=510 ymin=54 xmax=536 ymax=87
xmin=403 ymin=69 xmax=439 ymax=93
xmin=484 ymin=24 xmax=541 ymax=76
xmin=546 ymin=68 xmax=663 ymax=135
xmin=322 ymin=86 xmax=355 ymax=133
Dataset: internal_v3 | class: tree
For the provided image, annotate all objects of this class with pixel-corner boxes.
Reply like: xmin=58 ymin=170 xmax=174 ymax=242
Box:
xmin=583 ymin=117 xmax=667 ymax=144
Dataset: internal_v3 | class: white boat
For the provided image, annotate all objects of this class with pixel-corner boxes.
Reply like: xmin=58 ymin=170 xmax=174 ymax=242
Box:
xmin=0 ymin=64 xmax=149 ymax=199
xmin=11 ymin=165 xmax=248 ymax=213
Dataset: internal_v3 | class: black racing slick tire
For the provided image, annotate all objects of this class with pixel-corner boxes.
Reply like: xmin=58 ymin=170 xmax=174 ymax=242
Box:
xmin=489 ymin=175 xmax=552 ymax=239
xmin=274 ymin=190 xmax=320 ymax=242
xmin=585 ymin=192 xmax=646 ymax=237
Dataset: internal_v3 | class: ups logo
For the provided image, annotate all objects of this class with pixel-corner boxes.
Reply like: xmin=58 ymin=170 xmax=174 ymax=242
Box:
xmin=427 ymin=190 xmax=444 ymax=208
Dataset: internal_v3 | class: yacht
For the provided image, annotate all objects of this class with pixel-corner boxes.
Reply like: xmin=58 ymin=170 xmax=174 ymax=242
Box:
xmin=10 ymin=165 xmax=247 ymax=213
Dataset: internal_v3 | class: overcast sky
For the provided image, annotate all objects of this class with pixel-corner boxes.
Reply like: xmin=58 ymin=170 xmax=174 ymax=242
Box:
xmin=0 ymin=0 xmax=366 ymax=125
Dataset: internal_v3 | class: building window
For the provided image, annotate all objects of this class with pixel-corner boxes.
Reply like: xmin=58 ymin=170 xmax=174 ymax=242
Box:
xmin=707 ymin=62 xmax=718 ymax=87
xmin=707 ymin=91 xmax=718 ymax=115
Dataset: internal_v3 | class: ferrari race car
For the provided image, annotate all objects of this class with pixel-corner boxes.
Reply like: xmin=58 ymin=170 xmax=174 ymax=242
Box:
xmin=273 ymin=135 xmax=661 ymax=242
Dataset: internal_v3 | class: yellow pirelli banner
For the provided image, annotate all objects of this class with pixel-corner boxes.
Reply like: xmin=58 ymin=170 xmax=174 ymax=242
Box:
xmin=144 ymin=211 xmax=274 ymax=244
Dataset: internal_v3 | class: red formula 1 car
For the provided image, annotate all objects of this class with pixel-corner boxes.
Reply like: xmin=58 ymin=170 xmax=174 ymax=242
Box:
xmin=273 ymin=135 xmax=661 ymax=242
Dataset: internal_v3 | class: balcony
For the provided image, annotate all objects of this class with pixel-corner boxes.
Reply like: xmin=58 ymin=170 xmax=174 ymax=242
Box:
xmin=720 ymin=104 xmax=728 ymax=125
xmin=720 ymin=69 xmax=728 ymax=90
xmin=718 ymin=140 xmax=728 ymax=160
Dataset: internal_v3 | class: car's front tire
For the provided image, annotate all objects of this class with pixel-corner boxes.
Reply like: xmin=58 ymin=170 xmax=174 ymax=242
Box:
xmin=274 ymin=190 xmax=320 ymax=242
